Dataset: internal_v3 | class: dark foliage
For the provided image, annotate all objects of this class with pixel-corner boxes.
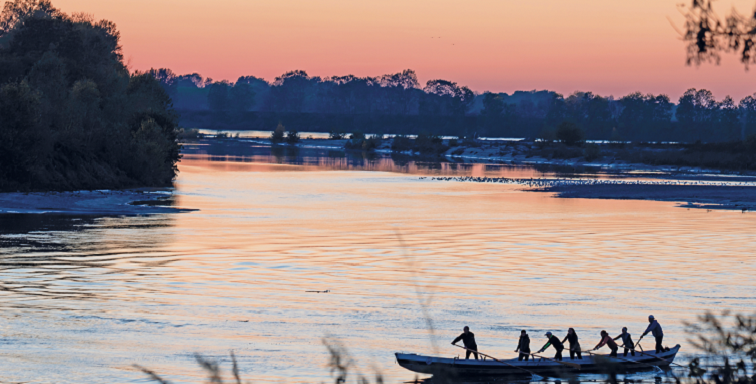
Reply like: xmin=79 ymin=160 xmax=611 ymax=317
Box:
xmin=0 ymin=0 xmax=180 ymax=191
xmin=680 ymin=0 xmax=756 ymax=68
xmin=389 ymin=133 xmax=448 ymax=155
xmin=557 ymin=121 xmax=585 ymax=146
xmin=285 ymin=129 xmax=300 ymax=144
xmin=344 ymin=131 xmax=382 ymax=151
xmin=270 ymin=123 xmax=285 ymax=144
xmin=683 ymin=312 xmax=756 ymax=384
xmin=171 ymin=75 xmax=756 ymax=146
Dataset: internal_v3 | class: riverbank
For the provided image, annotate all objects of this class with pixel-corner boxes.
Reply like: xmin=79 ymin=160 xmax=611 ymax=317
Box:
xmin=198 ymin=134 xmax=755 ymax=175
xmin=534 ymin=183 xmax=756 ymax=211
xmin=0 ymin=189 xmax=196 ymax=215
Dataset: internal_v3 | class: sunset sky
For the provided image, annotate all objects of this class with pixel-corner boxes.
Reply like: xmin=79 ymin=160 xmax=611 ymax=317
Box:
xmin=52 ymin=0 xmax=756 ymax=101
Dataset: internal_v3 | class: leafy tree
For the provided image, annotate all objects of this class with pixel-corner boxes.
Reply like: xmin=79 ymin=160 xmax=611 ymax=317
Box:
xmin=740 ymin=94 xmax=756 ymax=139
xmin=148 ymin=68 xmax=178 ymax=98
xmin=207 ymin=81 xmax=231 ymax=112
xmin=421 ymin=79 xmax=474 ymax=116
xmin=480 ymin=92 xmax=505 ymax=136
xmin=0 ymin=0 xmax=180 ymax=191
xmin=718 ymin=96 xmax=741 ymax=142
xmin=270 ymin=123 xmax=285 ymax=144
xmin=677 ymin=88 xmax=718 ymax=142
xmin=556 ymin=121 xmax=585 ymax=146
xmin=285 ymin=129 xmax=300 ymax=144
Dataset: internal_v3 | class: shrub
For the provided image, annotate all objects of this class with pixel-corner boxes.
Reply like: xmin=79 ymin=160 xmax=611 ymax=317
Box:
xmin=583 ymin=143 xmax=601 ymax=161
xmin=391 ymin=135 xmax=413 ymax=152
xmin=285 ymin=129 xmax=300 ymax=144
xmin=344 ymin=131 xmax=381 ymax=151
xmin=556 ymin=121 xmax=585 ymax=146
xmin=271 ymin=123 xmax=285 ymax=144
xmin=177 ymin=128 xmax=201 ymax=140
xmin=328 ymin=129 xmax=345 ymax=140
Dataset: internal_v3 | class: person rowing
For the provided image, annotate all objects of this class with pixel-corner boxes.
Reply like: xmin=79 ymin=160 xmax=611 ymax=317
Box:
xmin=592 ymin=330 xmax=619 ymax=357
xmin=613 ymin=327 xmax=635 ymax=356
xmin=536 ymin=331 xmax=564 ymax=361
xmin=451 ymin=326 xmax=479 ymax=360
xmin=561 ymin=328 xmax=582 ymax=360
xmin=640 ymin=315 xmax=664 ymax=353
xmin=514 ymin=330 xmax=531 ymax=361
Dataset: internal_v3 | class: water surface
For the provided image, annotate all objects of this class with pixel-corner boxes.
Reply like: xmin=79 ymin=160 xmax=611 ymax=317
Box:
xmin=1 ymin=148 xmax=754 ymax=383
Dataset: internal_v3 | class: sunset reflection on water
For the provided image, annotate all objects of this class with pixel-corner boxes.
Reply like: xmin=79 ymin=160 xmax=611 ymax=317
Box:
xmin=1 ymin=155 xmax=754 ymax=384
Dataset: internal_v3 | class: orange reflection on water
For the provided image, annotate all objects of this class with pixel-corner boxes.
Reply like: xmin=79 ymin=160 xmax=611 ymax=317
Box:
xmin=1 ymin=156 xmax=755 ymax=383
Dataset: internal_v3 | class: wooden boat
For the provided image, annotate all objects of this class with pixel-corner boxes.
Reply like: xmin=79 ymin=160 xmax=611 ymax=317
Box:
xmin=395 ymin=345 xmax=680 ymax=378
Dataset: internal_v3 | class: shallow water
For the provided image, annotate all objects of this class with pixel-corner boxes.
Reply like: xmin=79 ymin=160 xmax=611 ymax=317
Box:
xmin=1 ymin=147 xmax=755 ymax=384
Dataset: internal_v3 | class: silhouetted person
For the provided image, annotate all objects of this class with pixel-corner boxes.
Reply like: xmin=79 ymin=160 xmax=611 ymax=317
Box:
xmin=514 ymin=330 xmax=531 ymax=361
xmin=593 ymin=330 xmax=619 ymax=357
xmin=561 ymin=328 xmax=582 ymax=360
xmin=537 ymin=331 xmax=564 ymax=361
xmin=613 ymin=327 xmax=635 ymax=356
xmin=641 ymin=315 xmax=664 ymax=353
xmin=451 ymin=326 xmax=478 ymax=360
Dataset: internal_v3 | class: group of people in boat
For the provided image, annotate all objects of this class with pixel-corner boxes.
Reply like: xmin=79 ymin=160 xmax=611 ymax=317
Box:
xmin=451 ymin=315 xmax=665 ymax=361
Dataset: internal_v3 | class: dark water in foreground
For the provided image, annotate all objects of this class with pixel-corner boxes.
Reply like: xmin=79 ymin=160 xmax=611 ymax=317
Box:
xmin=1 ymin=144 xmax=754 ymax=383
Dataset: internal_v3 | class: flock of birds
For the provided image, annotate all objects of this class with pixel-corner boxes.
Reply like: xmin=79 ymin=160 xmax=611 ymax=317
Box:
xmin=417 ymin=175 xmax=756 ymax=189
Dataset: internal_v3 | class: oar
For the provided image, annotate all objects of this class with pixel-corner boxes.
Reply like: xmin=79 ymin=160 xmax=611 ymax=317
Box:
xmin=582 ymin=349 xmax=663 ymax=372
xmin=629 ymin=342 xmax=685 ymax=368
xmin=527 ymin=351 xmax=581 ymax=369
xmin=452 ymin=345 xmax=546 ymax=380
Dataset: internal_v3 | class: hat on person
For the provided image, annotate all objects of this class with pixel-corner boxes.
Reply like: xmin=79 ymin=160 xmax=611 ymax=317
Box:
xmin=649 ymin=315 xmax=655 ymax=320
xmin=545 ymin=331 xmax=552 ymax=337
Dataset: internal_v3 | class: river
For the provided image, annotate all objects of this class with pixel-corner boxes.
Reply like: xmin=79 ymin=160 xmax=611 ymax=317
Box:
xmin=1 ymin=143 xmax=754 ymax=383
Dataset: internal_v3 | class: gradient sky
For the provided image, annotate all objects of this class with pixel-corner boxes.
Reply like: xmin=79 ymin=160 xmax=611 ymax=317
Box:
xmin=52 ymin=0 xmax=756 ymax=101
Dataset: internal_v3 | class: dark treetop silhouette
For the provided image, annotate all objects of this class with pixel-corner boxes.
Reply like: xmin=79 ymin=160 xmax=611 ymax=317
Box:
xmin=157 ymin=67 xmax=756 ymax=144
xmin=0 ymin=0 xmax=180 ymax=192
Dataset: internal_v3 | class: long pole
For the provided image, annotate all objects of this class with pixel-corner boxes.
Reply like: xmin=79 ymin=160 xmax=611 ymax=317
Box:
xmin=630 ymin=342 xmax=685 ymax=368
xmin=525 ymin=351 xmax=582 ymax=369
xmin=452 ymin=345 xmax=546 ymax=380
xmin=582 ymin=349 xmax=663 ymax=372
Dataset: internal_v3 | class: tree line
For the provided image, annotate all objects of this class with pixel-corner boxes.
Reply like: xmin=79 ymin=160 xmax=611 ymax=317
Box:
xmin=0 ymin=0 xmax=181 ymax=192
xmin=156 ymin=68 xmax=756 ymax=143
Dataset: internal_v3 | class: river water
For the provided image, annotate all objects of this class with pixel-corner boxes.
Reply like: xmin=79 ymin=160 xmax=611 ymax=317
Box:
xmin=1 ymin=143 xmax=755 ymax=383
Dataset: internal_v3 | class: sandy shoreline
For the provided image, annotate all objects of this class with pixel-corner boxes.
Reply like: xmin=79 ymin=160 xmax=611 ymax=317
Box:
xmin=0 ymin=189 xmax=196 ymax=216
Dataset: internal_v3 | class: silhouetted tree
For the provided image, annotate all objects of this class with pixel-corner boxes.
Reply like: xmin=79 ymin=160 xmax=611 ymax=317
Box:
xmin=207 ymin=81 xmax=231 ymax=112
xmin=0 ymin=0 xmax=180 ymax=191
xmin=557 ymin=121 xmax=585 ymax=146
xmin=271 ymin=123 xmax=285 ymax=144
xmin=480 ymin=92 xmax=505 ymax=136
xmin=740 ymin=93 xmax=756 ymax=139
xmin=680 ymin=0 xmax=756 ymax=68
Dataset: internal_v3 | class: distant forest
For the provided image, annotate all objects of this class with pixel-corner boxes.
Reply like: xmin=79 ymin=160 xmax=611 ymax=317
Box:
xmin=153 ymin=68 xmax=756 ymax=143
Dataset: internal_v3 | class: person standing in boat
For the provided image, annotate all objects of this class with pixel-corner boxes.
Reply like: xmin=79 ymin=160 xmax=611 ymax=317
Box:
xmin=561 ymin=328 xmax=582 ymax=360
xmin=536 ymin=331 xmax=564 ymax=361
xmin=640 ymin=315 xmax=664 ymax=353
xmin=451 ymin=326 xmax=479 ymax=360
xmin=514 ymin=330 xmax=531 ymax=361
xmin=592 ymin=330 xmax=619 ymax=357
xmin=613 ymin=327 xmax=635 ymax=357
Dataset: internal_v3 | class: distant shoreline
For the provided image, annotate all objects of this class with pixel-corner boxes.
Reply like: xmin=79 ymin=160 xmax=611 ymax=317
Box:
xmin=205 ymin=135 xmax=756 ymax=176
xmin=0 ymin=189 xmax=196 ymax=216
xmin=532 ymin=183 xmax=756 ymax=211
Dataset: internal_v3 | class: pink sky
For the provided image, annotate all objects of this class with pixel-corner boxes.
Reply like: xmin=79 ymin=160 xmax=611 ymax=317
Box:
xmin=52 ymin=0 xmax=756 ymax=101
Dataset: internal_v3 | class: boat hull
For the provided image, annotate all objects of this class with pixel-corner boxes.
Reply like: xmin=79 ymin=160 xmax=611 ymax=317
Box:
xmin=395 ymin=345 xmax=680 ymax=378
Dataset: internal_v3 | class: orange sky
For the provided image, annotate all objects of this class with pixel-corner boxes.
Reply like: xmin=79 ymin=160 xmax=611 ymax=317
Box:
xmin=52 ymin=0 xmax=755 ymax=101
